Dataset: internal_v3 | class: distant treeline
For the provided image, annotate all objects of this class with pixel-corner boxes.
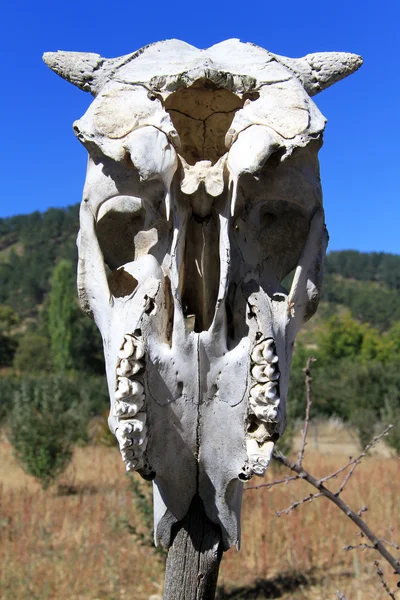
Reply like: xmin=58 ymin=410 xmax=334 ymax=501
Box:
xmin=1 ymin=205 xmax=399 ymax=331
xmin=325 ymin=250 xmax=400 ymax=290
xmin=0 ymin=206 xmax=79 ymax=315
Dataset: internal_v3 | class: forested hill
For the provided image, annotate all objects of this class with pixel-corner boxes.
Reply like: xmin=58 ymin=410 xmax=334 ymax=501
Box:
xmin=0 ymin=206 xmax=79 ymax=315
xmin=0 ymin=205 xmax=399 ymax=329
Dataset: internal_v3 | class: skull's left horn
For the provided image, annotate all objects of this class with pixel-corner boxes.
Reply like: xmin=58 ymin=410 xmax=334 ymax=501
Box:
xmin=274 ymin=51 xmax=363 ymax=96
xmin=42 ymin=51 xmax=105 ymax=94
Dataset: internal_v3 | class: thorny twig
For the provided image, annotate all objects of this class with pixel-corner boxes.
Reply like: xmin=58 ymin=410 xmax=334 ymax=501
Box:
xmin=271 ymin=441 xmax=400 ymax=586
xmin=375 ymin=561 xmax=397 ymax=600
xmin=244 ymin=359 xmax=400 ymax=597
xmin=276 ymin=491 xmax=323 ymax=516
xmin=245 ymin=474 xmax=299 ymax=491
xmin=296 ymin=356 xmax=316 ymax=468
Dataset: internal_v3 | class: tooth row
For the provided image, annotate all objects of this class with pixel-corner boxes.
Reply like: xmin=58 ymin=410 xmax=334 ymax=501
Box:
xmin=249 ymin=339 xmax=281 ymax=424
xmin=114 ymin=334 xmax=147 ymax=472
xmin=246 ymin=339 xmax=280 ymax=479
xmin=115 ymin=414 xmax=147 ymax=470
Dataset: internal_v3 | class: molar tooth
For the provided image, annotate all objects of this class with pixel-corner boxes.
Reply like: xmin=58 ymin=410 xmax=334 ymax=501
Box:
xmin=131 ymin=435 xmax=148 ymax=451
xmin=251 ymin=365 xmax=265 ymax=381
xmin=115 ymin=430 xmax=133 ymax=449
xmin=125 ymin=457 xmax=143 ymax=472
xmin=264 ymin=363 xmax=280 ymax=380
xmin=116 ymin=358 xmax=144 ymax=377
xmin=252 ymin=364 xmax=280 ymax=383
xmin=264 ymin=405 xmax=280 ymax=422
xmin=130 ymin=412 xmax=147 ymax=432
xmin=114 ymin=396 xmax=144 ymax=418
xmin=118 ymin=335 xmax=145 ymax=360
xmin=264 ymin=385 xmax=279 ymax=401
xmin=118 ymin=421 xmax=133 ymax=435
xmin=246 ymin=438 xmax=275 ymax=477
xmin=262 ymin=347 xmax=279 ymax=363
xmin=246 ymin=437 xmax=260 ymax=456
xmin=132 ymin=338 xmax=145 ymax=360
xmin=250 ymin=382 xmax=278 ymax=403
xmin=251 ymin=343 xmax=268 ymax=364
xmin=118 ymin=335 xmax=135 ymax=359
xmin=251 ymin=339 xmax=275 ymax=364
xmin=115 ymin=378 xmax=144 ymax=401
xmin=250 ymin=397 xmax=281 ymax=422
xmin=121 ymin=447 xmax=135 ymax=461
xmin=115 ymin=415 xmax=147 ymax=447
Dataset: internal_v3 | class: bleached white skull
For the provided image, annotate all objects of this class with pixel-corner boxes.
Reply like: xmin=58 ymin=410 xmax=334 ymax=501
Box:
xmin=44 ymin=39 xmax=362 ymax=549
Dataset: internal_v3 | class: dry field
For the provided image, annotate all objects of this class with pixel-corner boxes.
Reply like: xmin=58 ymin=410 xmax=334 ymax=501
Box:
xmin=0 ymin=422 xmax=399 ymax=600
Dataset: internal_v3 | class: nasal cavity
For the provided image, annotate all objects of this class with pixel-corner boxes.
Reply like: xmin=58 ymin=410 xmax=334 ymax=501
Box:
xmin=165 ymin=80 xmax=244 ymax=165
xmin=180 ymin=213 xmax=220 ymax=333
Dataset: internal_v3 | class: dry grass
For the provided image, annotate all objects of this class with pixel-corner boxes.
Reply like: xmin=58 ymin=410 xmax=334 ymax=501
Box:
xmin=0 ymin=429 xmax=399 ymax=600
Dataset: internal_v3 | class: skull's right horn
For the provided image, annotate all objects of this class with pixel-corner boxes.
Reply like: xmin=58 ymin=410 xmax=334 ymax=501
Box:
xmin=273 ymin=51 xmax=363 ymax=96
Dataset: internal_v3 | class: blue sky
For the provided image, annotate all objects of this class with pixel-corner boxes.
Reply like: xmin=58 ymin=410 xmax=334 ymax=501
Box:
xmin=1 ymin=0 xmax=399 ymax=253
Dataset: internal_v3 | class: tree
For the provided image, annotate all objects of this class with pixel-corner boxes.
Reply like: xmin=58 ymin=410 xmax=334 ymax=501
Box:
xmin=13 ymin=331 xmax=51 ymax=372
xmin=7 ymin=377 xmax=75 ymax=488
xmin=48 ymin=260 xmax=75 ymax=372
xmin=0 ymin=304 xmax=19 ymax=367
xmin=317 ymin=311 xmax=365 ymax=363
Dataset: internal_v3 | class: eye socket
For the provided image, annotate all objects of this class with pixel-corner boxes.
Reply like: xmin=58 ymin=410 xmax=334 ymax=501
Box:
xmin=96 ymin=197 xmax=145 ymax=270
xmin=254 ymin=200 xmax=309 ymax=281
xmin=260 ymin=210 xmax=277 ymax=228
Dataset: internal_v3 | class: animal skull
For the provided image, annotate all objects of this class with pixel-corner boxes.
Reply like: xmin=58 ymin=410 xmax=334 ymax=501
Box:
xmin=43 ymin=39 xmax=362 ymax=549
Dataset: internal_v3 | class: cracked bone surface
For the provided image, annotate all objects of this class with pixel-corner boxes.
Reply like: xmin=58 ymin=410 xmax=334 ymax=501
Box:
xmin=43 ymin=39 xmax=362 ymax=550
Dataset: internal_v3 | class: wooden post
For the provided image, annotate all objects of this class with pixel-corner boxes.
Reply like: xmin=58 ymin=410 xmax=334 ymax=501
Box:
xmin=163 ymin=495 xmax=223 ymax=600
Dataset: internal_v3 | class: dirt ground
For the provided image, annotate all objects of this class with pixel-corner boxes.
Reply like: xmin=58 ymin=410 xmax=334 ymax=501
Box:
xmin=0 ymin=421 xmax=398 ymax=600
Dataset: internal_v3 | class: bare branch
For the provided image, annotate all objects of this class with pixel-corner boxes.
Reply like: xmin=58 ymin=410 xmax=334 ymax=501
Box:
xmin=296 ymin=356 xmax=316 ymax=468
xmin=317 ymin=426 xmax=393 ymax=490
xmin=344 ymin=543 xmax=378 ymax=552
xmin=245 ymin=474 xmax=300 ymax=491
xmin=272 ymin=437 xmax=400 ymax=579
xmin=374 ymin=561 xmax=398 ymax=599
xmin=276 ymin=491 xmax=323 ymax=516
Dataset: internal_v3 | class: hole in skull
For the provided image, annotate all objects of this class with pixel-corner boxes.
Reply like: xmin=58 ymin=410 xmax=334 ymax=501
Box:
xmin=144 ymin=295 xmax=156 ymax=314
xmin=180 ymin=212 xmax=220 ymax=332
xmin=165 ymin=79 xmax=245 ymax=165
xmin=108 ymin=268 xmax=138 ymax=298
xmin=238 ymin=469 xmax=252 ymax=482
xmin=256 ymin=201 xmax=309 ymax=284
xmin=280 ymin=268 xmax=296 ymax=295
xmin=164 ymin=276 xmax=174 ymax=345
xmin=96 ymin=209 xmax=145 ymax=270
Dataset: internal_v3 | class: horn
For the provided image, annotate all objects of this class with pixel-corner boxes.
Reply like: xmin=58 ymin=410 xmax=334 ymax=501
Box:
xmin=42 ymin=51 xmax=105 ymax=94
xmin=273 ymin=51 xmax=363 ymax=96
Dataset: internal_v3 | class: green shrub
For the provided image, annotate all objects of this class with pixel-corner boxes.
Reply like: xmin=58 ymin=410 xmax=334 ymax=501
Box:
xmin=381 ymin=394 xmax=400 ymax=455
xmin=6 ymin=374 xmax=109 ymax=488
xmin=8 ymin=378 xmax=74 ymax=488
xmin=13 ymin=332 xmax=51 ymax=373
xmin=0 ymin=374 xmax=20 ymax=424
